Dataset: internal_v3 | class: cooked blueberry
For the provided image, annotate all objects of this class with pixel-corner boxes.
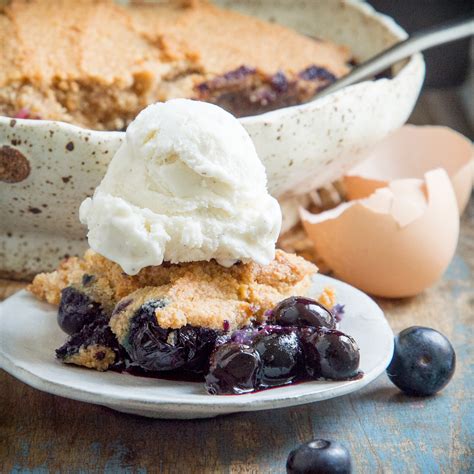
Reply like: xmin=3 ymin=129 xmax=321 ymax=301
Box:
xmin=127 ymin=302 xmax=218 ymax=372
xmin=56 ymin=318 xmax=126 ymax=371
xmin=140 ymin=299 xmax=167 ymax=316
xmin=181 ymin=326 xmax=221 ymax=374
xmin=57 ymin=286 xmax=105 ymax=335
xmin=287 ymin=439 xmax=352 ymax=474
xmin=253 ymin=331 xmax=302 ymax=388
xmin=272 ymin=296 xmax=335 ymax=329
xmin=205 ymin=343 xmax=261 ymax=395
xmin=271 ymin=71 xmax=289 ymax=92
xmin=387 ymin=326 xmax=455 ymax=396
xmin=299 ymin=65 xmax=337 ymax=83
xmin=302 ymin=329 xmax=360 ymax=380
xmin=222 ymin=65 xmax=256 ymax=81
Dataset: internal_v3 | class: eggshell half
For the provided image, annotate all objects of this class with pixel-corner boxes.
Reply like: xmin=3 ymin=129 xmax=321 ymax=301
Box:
xmin=301 ymin=168 xmax=459 ymax=298
xmin=344 ymin=125 xmax=474 ymax=214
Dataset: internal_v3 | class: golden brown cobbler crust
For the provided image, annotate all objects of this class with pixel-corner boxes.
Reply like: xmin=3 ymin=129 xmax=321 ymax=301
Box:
xmin=64 ymin=345 xmax=116 ymax=372
xmin=29 ymin=249 xmax=318 ymax=331
xmin=0 ymin=0 xmax=350 ymax=129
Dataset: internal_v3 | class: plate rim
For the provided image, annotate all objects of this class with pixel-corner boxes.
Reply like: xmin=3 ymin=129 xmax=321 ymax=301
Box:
xmin=0 ymin=275 xmax=394 ymax=417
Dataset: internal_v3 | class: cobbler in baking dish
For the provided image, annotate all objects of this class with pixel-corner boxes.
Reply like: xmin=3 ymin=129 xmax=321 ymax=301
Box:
xmin=0 ymin=0 xmax=350 ymax=129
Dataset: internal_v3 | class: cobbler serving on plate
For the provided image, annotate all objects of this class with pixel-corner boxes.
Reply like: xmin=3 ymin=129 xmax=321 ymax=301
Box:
xmin=27 ymin=99 xmax=361 ymax=394
xmin=29 ymin=249 xmax=360 ymax=394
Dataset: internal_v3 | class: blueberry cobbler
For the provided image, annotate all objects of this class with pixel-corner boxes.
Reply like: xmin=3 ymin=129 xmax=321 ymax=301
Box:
xmin=29 ymin=250 xmax=360 ymax=394
xmin=0 ymin=0 xmax=351 ymax=130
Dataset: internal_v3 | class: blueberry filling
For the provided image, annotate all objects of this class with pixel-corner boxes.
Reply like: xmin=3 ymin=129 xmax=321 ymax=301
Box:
xmin=331 ymin=303 xmax=345 ymax=323
xmin=56 ymin=318 xmax=126 ymax=371
xmin=112 ymin=297 xmax=132 ymax=315
xmin=81 ymin=274 xmax=95 ymax=286
xmin=126 ymin=300 xmax=220 ymax=373
xmin=55 ymin=290 xmax=361 ymax=394
xmin=299 ymin=65 xmax=336 ymax=82
xmin=57 ymin=286 xmax=106 ymax=335
xmin=204 ymin=324 xmax=360 ymax=394
xmin=195 ymin=63 xmax=338 ymax=117
xmin=270 ymin=71 xmax=289 ymax=93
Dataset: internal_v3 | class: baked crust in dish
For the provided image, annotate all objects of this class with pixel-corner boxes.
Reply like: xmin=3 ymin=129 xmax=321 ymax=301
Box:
xmin=0 ymin=0 xmax=350 ymax=129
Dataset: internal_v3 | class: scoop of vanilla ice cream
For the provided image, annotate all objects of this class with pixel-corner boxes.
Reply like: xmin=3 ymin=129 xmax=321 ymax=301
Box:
xmin=79 ymin=99 xmax=282 ymax=275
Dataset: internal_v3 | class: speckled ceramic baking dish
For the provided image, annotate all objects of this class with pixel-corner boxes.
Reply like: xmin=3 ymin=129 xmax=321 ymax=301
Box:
xmin=0 ymin=0 xmax=425 ymax=279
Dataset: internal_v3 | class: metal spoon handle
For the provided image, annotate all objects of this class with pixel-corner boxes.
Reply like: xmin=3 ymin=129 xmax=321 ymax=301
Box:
xmin=319 ymin=15 xmax=474 ymax=97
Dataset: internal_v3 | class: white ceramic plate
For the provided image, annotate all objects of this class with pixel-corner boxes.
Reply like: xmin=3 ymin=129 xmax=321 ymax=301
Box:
xmin=0 ymin=275 xmax=393 ymax=419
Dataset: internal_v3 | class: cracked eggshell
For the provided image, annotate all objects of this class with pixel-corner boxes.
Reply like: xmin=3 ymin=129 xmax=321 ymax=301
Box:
xmin=344 ymin=125 xmax=474 ymax=214
xmin=301 ymin=169 xmax=459 ymax=298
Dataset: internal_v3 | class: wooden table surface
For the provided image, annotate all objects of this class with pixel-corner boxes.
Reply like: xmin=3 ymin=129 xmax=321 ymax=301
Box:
xmin=1 ymin=92 xmax=473 ymax=473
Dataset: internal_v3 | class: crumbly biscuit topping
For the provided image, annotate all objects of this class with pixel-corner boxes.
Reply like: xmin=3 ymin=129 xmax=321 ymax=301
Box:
xmin=29 ymin=249 xmax=317 ymax=331
xmin=0 ymin=0 xmax=350 ymax=129
xmin=63 ymin=344 xmax=116 ymax=372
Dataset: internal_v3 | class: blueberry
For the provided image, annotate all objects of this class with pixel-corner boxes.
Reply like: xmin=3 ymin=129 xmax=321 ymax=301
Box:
xmin=287 ymin=439 xmax=352 ymax=474
xmin=302 ymin=329 xmax=360 ymax=380
xmin=57 ymin=286 xmax=106 ymax=335
xmin=205 ymin=343 xmax=261 ymax=395
xmin=271 ymin=71 xmax=289 ymax=92
xmin=180 ymin=326 xmax=221 ymax=374
xmin=127 ymin=301 xmax=219 ymax=372
xmin=299 ymin=65 xmax=337 ymax=83
xmin=387 ymin=326 xmax=456 ymax=396
xmin=272 ymin=297 xmax=335 ymax=330
xmin=253 ymin=331 xmax=302 ymax=388
xmin=56 ymin=318 xmax=126 ymax=371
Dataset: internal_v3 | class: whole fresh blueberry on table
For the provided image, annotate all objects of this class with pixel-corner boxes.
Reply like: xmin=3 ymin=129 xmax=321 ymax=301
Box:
xmin=287 ymin=439 xmax=352 ymax=473
xmin=387 ymin=326 xmax=456 ymax=396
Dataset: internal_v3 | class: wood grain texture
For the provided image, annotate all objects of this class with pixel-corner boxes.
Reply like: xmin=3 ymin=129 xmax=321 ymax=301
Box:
xmin=1 ymin=93 xmax=473 ymax=473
